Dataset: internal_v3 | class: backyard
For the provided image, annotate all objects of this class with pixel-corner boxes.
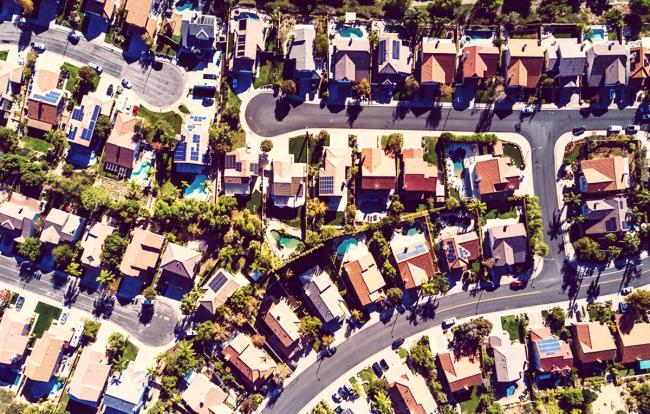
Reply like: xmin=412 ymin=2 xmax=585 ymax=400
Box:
xmin=23 ymin=136 xmax=52 ymax=153
xmin=138 ymin=105 xmax=183 ymax=134
xmin=459 ymin=386 xmax=483 ymax=414
xmin=33 ymin=302 xmax=63 ymax=338
xmin=0 ymin=389 xmax=26 ymax=414
xmin=485 ymin=205 xmax=518 ymax=220
xmin=423 ymin=136 xmax=438 ymax=165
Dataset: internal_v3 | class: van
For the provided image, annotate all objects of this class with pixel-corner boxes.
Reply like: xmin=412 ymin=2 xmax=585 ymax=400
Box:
xmin=607 ymin=125 xmax=623 ymax=135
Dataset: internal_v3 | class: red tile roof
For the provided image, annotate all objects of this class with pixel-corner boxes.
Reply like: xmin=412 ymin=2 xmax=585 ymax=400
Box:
xmin=462 ymin=45 xmax=500 ymax=80
xmin=475 ymin=157 xmax=520 ymax=196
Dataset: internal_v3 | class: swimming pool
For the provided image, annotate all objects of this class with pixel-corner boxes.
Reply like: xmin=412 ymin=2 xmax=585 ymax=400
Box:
xmin=449 ymin=148 xmax=466 ymax=178
xmin=175 ymin=0 xmax=197 ymax=12
xmin=184 ymin=174 xmax=209 ymax=199
xmin=238 ymin=11 xmax=259 ymax=20
xmin=336 ymin=237 xmax=359 ymax=256
xmin=130 ymin=158 xmax=154 ymax=186
xmin=587 ymin=27 xmax=605 ymax=42
xmin=270 ymin=230 xmax=301 ymax=249
xmin=339 ymin=27 xmax=363 ymax=38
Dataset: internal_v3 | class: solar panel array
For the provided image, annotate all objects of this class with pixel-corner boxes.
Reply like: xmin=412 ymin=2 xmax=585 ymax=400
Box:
xmin=458 ymin=245 xmax=470 ymax=261
xmin=224 ymin=154 xmax=236 ymax=169
xmin=68 ymin=126 xmax=78 ymax=141
xmin=79 ymin=105 xmax=101 ymax=141
xmin=190 ymin=115 xmax=206 ymax=122
xmin=208 ymin=271 xmax=228 ymax=292
xmin=319 ymin=176 xmax=334 ymax=195
xmin=397 ymin=243 xmax=426 ymax=262
xmin=445 ymin=240 xmax=457 ymax=263
xmin=33 ymin=90 xmax=61 ymax=104
xmin=174 ymin=141 xmax=187 ymax=161
xmin=71 ymin=105 xmax=85 ymax=121
xmin=538 ymin=338 xmax=560 ymax=356
xmin=192 ymin=134 xmax=200 ymax=144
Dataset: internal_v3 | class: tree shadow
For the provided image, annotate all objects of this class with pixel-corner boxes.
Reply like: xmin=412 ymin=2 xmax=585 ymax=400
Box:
xmin=346 ymin=102 xmax=362 ymax=126
xmin=274 ymin=99 xmax=291 ymax=120
xmin=93 ymin=294 xmax=114 ymax=319
xmin=547 ymin=209 xmax=563 ymax=240
xmin=425 ymin=107 xmax=442 ymax=129
xmin=139 ymin=303 xmax=154 ymax=324
xmin=63 ymin=282 xmax=79 ymax=306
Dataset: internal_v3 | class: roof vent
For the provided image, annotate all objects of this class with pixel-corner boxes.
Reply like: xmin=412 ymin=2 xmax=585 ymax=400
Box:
xmin=609 ymin=42 xmax=614 ymax=50
xmin=522 ymin=44 xmax=527 ymax=51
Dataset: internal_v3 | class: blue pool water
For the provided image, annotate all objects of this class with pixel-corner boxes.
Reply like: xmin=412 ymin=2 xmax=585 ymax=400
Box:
xmin=466 ymin=30 xmax=493 ymax=40
xmin=270 ymin=230 xmax=301 ymax=249
xmin=130 ymin=159 xmax=153 ymax=186
xmin=175 ymin=0 xmax=197 ymax=12
xmin=238 ymin=12 xmax=259 ymax=20
xmin=407 ymin=226 xmax=423 ymax=236
xmin=336 ymin=238 xmax=359 ymax=256
xmin=340 ymin=27 xmax=363 ymax=38
xmin=588 ymin=28 xmax=605 ymax=42
xmin=184 ymin=174 xmax=209 ymax=199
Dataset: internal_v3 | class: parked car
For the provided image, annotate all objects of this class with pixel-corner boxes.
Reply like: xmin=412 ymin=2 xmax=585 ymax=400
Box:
xmin=106 ymin=84 xmax=113 ymax=96
xmin=324 ymin=346 xmax=337 ymax=358
xmin=331 ymin=393 xmax=342 ymax=403
xmin=607 ymin=125 xmax=623 ymax=135
xmin=15 ymin=296 xmax=25 ymax=311
xmin=626 ymin=125 xmax=641 ymax=134
xmin=379 ymin=359 xmax=389 ymax=370
xmin=642 ymin=114 xmax=650 ymax=122
xmin=510 ymin=280 xmax=527 ymax=290
xmin=442 ymin=317 xmax=456 ymax=328
xmin=621 ymin=287 xmax=635 ymax=296
xmin=60 ymin=310 xmax=69 ymax=325
xmin=31 ymin=42 xmax=45 ymax=52
xmin=121 ymin=78 xmax=132 ymax=89
xmin=391 ymin=337 xmax=405 ymax=349
xmin=619 ymin=302 xmax=630 ymax=313
xmin=89 ymin=63 xmax=103 ymax=73
xmin=372 ymin=362 xmax=383 ymax=377
xmin=572 ymin=126 xmax=586 ymax=135
xmin=639 ymin=105 xmax=650 ymax=113
xmin=521 ymin=106 xmax=535 ymax=115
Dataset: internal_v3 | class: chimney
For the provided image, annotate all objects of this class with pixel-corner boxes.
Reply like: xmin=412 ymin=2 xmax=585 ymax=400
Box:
xmin=522 ymin=44 xmax=527 ymax=52
xmin=609 ymin=42 xmax=614 ymax=50
xmin=436 ymin=40 xmax=440 ymax=47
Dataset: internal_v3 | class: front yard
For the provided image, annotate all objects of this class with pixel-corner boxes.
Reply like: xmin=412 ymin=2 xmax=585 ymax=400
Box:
xmin=501 ymin=315 xmax=523 ymax=342
xmin=33 ymin=301 xmax=63 ymax=338
xmin=288 ymin=134 xmax=330 ymax=165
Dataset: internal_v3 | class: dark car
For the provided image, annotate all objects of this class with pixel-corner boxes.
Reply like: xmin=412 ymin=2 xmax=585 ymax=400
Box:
xmin=572 ymin=126 xmax=586 ymax=135
xmin=510 ymin=280 xmax=527 ymax=290
xmin=372 ymin=362 xmax=383 ymax=377
xmin=324 ymin=346 xmax=337 ymax=358
xmin=15 ymin=296 xmax=25 ymax=311
xmin=332 ymin=393 xmax=342 ymax=403
xmin=391 ymin=337 xmax=405 ymax=349
xmin=379 ymin=359 xmax=389 ymax=370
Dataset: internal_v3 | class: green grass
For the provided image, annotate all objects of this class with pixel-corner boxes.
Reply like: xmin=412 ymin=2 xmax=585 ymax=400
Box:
xmin=288 ymin=134 xmax=329 ymax=165
xmin=356 ymin=367 xmax=378 ymax=394
xmin=397 ymin=348 xmax=408 ymax=359
xmin=484 ymin=206 xmax=518 ymax=220
xmin=501 ymin=315 xmax=522 ymax=342
xmin=324 ymin=211 xmax=345 ymax=226
xmin=123 ymin=340 xmax=139 ymax=362
xmin=423 ymin=136 xmax=438 ymax=165
xmin=502 ymin=143 xmax=524 ymax=168
xmin=62 ymin=62 xmax=80 ymax=93
xmin=23 ymin=136 xmax=52 ymax=153
xmin=588 ymin=306 xmax=598 ymax=321
xmin=449 ymin=187 xmax=460 ymax=200
xmin=254 ymin=61 xmax=284 ymax=88
xmin=563 ymin=142 xmax=584 ymax=165
xmin=0 ymin=51 xmax=7 ymax=61
xmin=138 ymin=105 xmax=183 ymax=134
xmin=245 ymin=191 xmax=262 ymax=213
xmin=620 ymin=368 xmax=636 ymax=377
xmin=459 ymin=386 xmax=482 ymax=414
xmin=33 ymin=302 xmax=63 ymax=338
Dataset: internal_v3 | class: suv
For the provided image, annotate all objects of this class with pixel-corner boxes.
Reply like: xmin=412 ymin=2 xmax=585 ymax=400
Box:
xmin=442 ymin=317 xmax=456 ymax=328
xmin=15 ymin=296 xmax=25 ymax=311
xmin=31 ymin=42 xmax=45 ymax=52
xmin=626 ymin=125 xmax=641 ymax=134
xmin=68 ymin=31 xmax=80 ymax=41
xmin=510 ymin=280 xmax=527 ymax=290
xmin=89 ymin=63 xmax=103 ymax=73
xmin=607 ymin=125 xmax=623 ymax=135
xmin=621 ymin=287 xmax=635 ymax=296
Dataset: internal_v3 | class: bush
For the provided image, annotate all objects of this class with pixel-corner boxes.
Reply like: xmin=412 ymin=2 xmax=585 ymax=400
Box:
xmin=439 ymin=132 xmax=498 ymax=144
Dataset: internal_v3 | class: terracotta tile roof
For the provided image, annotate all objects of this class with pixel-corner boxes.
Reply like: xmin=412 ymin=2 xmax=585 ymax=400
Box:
xmin=441 ymin=231 xmax=480 ymax=270
xmin=475 ymin=157 xmax=520 ymax=196
xmin=222 ymin=333 xmax=276 ymax=388
xmin=572 ymin=322 xmax=617 ymax=364
xmin=263 ymin=298 xmax=302 ymax=357
xmin=68 ymin=345 xmax=111 ymax=404
xmin=85 ymin=0 xmax=115 ymax=20
xmin=530 ymin=327 xmax=573 ymax=373
xmin=420 ymin=38 xmax=457 ymax=84
xmin=271 ymin=155 xmax=307 ymax=198
xmin=385 ymin=364 xmax=437 ymax=414
xmin=199 ymin=269 xmax=247 ymax=315
xmin=486 ymin=223 xmax=528 ymax=267
xmin=160 ymin=242 xmax=201 ymax=279
xmin=80 ymin=222 xmax=115 ymax=269
xmin=123 ymin=0 xmax=155 ymax=35
xmin=181 ymin=372 xmax=229 ymax=414
xmin=0 ymin=192 xmax=42 ymax=243
xmin=506 ymin=39 xmax=544 ymax=88
xmin=580 ymin=157 xmax=629 ymax=194
xmin=104 ymin=113 xmax=141 ymax=170
xmin=616 ymin=314 xmax=650 ymax=363
xmin=343 ymin=244 xmax=386 ymax=306
xmin=631 ymin=46 xmax=650 ymax=80
xmin=119 ymin=228 xmax=165 ymax=278
xmin=0 ymin=309 xmax=31 ymax=365
xmin=25 ymin=324 xmax=72 ymax=382
xmin=390 ymin=232 xmax=436 ymax=289
xmin=582 ymin=196 xmax=629 ymax=235
xmin=462 ymin=45 xmax=499 ymax=80
xmin=361 ymin=148 xmax=396 ymax=190
xmin=402 ymin=148 xmax=438 ymax=193
xmin=438 ymin=352 xmax=483 ymax=393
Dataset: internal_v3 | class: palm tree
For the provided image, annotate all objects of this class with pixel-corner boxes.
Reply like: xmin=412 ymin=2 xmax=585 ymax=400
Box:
xmin=97 ymin=269 xmax=116 ymax=290
xmin=466 ymin=197 xmax=487 ymax=218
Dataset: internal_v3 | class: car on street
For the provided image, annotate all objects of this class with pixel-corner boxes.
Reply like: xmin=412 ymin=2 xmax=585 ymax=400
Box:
xmin=442 ymin=317 xmax=456 ymax=328
xmin=619 ymin=302 xmax=630 ymax=313
xmin=642 ymin=114 xmax=650 ymax=122
xmin=521 ymin=106 xmax=535 ymax=115
xmin=379 ymin=359 xmax=389 ymax=370
xmin=621 ymin=287 xmax=635 ymax=295
xmin=572 ymin=126 xmax=586 ymax=135
xmin=15 ymin=296 xmax=25 ymax=311
xmin=324 ymin=346 xmax=337 ymax=358
xmin=106 ymin=84 xmax=113 ymax=96
xmin=510 ymin=280 xmax=527 ymax=290
xmin=607 ymin=125 xmax=623 ymax=135
xmin=68 ymin=31 xmax=80 ymax=42
xmin=639 ymin=105 xmax=650 ymax=113
xmin=331 ymin=393 xmax=342 ymax=403
xmin=372 ymin=362 xmax=383 ymax=377
xmin=60 ymin=310 xmax=69 ymax=325
xmin=31 ymin=42 xmax=45 ymax=52
xmin=391 ymin=337 xmax=405 ymax=349
xmin=121 ymin=78 xmax=132 ymax=89
xmin=626 ymin=125 xmax=641 ymax=134
xmin=89 ymin=63 xmax=103 ymax=73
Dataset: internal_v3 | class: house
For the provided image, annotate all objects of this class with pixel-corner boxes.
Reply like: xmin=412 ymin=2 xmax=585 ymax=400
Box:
xmin=270 ymin=155 xmax=307 ymax=208
xmin=401 ymin=148 xmax=443 ymax=200
xmin=232 ymin=17 xmax=264 ymax=75
xmin=390 ymin=231 xmax=436 ymax=289
xmin=489 ymin=333 xmax=527 ymax=383
xmin=504 ymin=39 xmax=545 ymax=88
xmin=174 ymin=115 xmax=211 ymax=174
xmin=0 ymin=61 xmax=23 ymax=120
xmin=80 ymin=222 xmax=115 ymax=271
xmin=103 ymin=364 xmax=150 ymax=414
xmin=198 ymin=269 xmax=248 ymax=316
xmin=461 ymin=45 xmax=500 ymax=84
xmin=118 ymin=228 xmax=165 ymax=299
xmin=571 ymin=322 xmax=617 ymax=365
xmin=299 ymin=267 xmax=349 ymax=325
xmin=581 ymin=196 xmax=629 ymax=235
xmin=578 ymin=157 xmax=630 ymax=194
xmin=262 ymin=297 xmax=303 ymax=359
xmin=544 ymin=38 xmax=587 ymax=87
xmin=384 ymin=364 xmax=438 ymax=414
xmin=485 ymin=223 xmax=528 ymax=268
xmin=376 ymin=31 xmax=411 ymax=86
xmin=441 ymin=231 xmax=481 ymax=271
xmin=437 ymin=351 xmax=483 ymax=393
xmin=39 ymin=208 xmax=85 ymax=246
xmin=318 ymin=146 xmax=352 ymax=211
xmin=530 ymin=327 xmax=573 ymax=373
xmin=630 ymin=39 xmax=650 ymax=88
xmin=26 ymin=69 xmax=66 ymax=132
xmin=182 ymin=372 xmax=231 ymax=414
xmin=103 ymin=113 xmax=142 ymax=179
xmin=0 ymin=192 xmax=42 ymax=244
xmin=585 ymin=42 xmax=629 ymax=88
xmin=222 ymin=333 xmax=277 ymax=389
xmin=24 ymin=324 xmax=72 ymax=383
xmin=615 ymin=315 xmax=650 ymax=365
xmin=68 ymin=345 xmax=112 ymax=407
xmin=123 ymin=0 xmax=157 ymax=37
xmin=181 ymin=12 xmax=218 ymax=55
xmin=84 ymin=0 xmax=115 ymax=20
xmin=160 ymin=242 xmax=201 ymax=298
xmin=342 ymin=242 xmax=386 ymax=307
xmin=360 ymin=148 xmax=396 ymax=191
xmin=224 ymin=147 xmax=259 ymax=196
xmin=66 ymin=93 xmax=113 ymax=166
xmin=0 ymin=309 xmax=32 ymax=366
xmin=289 ymin=25 xmax=320 ymax=82
xmin=420 ymin=38 xmax=457 ymax=85
xmin=469 ymin=155 xmax=520 ymax=201
xmin=332 ymin=38 xmax=371 ymax=83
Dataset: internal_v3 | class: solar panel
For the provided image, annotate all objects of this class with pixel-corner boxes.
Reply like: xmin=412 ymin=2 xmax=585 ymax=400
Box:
xmin=458 ymin=245 xmax=470 ymax=260
xmin=80 ymin=128 xmax=92 ymax=141
xmin=174 ymin=142 xmax=187 ymax=161
xmin=445 ymin=240 xmax=457 ymax=263
xmin=392 ymin=40 xmax=400 ymax=60
xmin=319 ymin=176 xmax=334 ymax=195
xmin=397 ymin=243 xmax=426 ymax=262
xmin=187 ymin=125 xmax=195 ymax=132
xmin=208 ymin=271 xmax=228 ymax=292
xmin=72 ymin=106 xmax=84 ymax=121
xmin=250 ymin=163 xmax=258 ymax=174
xmin=68 ymin=126 xmax=77 ymax=141
xmin=90 ymin=105 xmax=101 ymax=122
xmin=33 ymin=91 xmax=61 ymax=104
xmin=538 ymin=338 xmax=561 ymax=355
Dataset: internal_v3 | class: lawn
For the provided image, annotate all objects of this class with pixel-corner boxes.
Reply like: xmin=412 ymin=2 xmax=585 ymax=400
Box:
xmin=245 ymin=191 xmax=262 ymax=213
xmin=503 ymin=143 xmax=524 ymax=168
xmin=0 ymin=388 xmax=25 ymax=414
xmin=501 ymin=315 xmax=522 ymax=342
xmin=324 ymin=211 xmax=345 ymax=226
xmin=138 ymin=105 xmax=183 ymax=134
xmin=423 ymin=136 xmax=438 ymax=165
xmin=288 ymin=134 xmax=330 ymax=165
xmin=0 ymin=50 xmax=7 ymax=61
xmin=459 ymin=386 xmax=482 ymax=414
xmin=397 ymin=348 xmax=408 ymax=359
xmin=23 ymin=136 xmax=52 ymax=153
xmin=62 ymin=62 xmax=100 ymax=94
xmin=33 ymin=302 xmax=63 ymax=338
xmin=356 ymin=367 xmax=378 ymax=394
xmin=267 ymin=203 xmax=303 ymax=228
xmin=485 ymin=205 xmax=518 ymax=220
xmin=123 ymin=340 xmax=139 ymax=362
xmin=563 ymin=141 xmax=585 ymax=165
xmin=254 ymin=61 xmax=284 ymax=88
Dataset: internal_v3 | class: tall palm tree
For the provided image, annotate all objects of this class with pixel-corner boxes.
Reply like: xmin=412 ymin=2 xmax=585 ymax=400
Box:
xmin=466 ymin=197 xmax=487 ymax=218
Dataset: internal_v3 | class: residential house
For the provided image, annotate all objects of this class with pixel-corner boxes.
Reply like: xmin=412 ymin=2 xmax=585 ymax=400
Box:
xmin=182 ymin=372 xmax=231 ymax=414
xmin=585 ymin=42 xmax=629 ymax=88
xmin=66 ymin=93 xmax=113 ymax=166
xmin=232 ymin=17 xmax=264 ymax=75
xmin=0 ymin=309 xmax=32 ymax=366
xmin=224 ymin=147 xmax=259 ymax=196
xmin=390 ymin=231 xmax=436 ymax=289
xmin=342 ymin=242 xmax=386 ymax=307
xmin=318 ymin=146 xmax=352 ymax=211
xmin=198 ymin=269 xmax=249 ymax=317
xmin=615 ymin=315 xmax=650 ymax=365
xmin=174 ymin=115 xmax=211 ymax=174
xmin=578 ymin=157 xmax=630 ymax=194
xmin=401 ymin=148 xmax=443 ymax=200
xmin=24 ymin=324 xmax=72 ymax=383
xmin=530 ymin=327 xmax=573 ymax=373
xmin=504 ymin=39 xmax=545 ymax=88
xmin=485 ymin=223 xmax=528 ymax=269
xmin=630 ymin=39 xmax=650 ymax=88
xmin=80 ymin=222 xmax=115 ymax=272
xmin=360 ymin=147 xmax=396 ymax=191
xmin=376 ymin=31 xmax=411 ymax=87
xmin=160 ymin=242 xmax=201 ymax=298
xmin=332 ymin=38 xmax=371 ymax=83
xmin=0 ymin=61 xmax=23 ymax=121
xmin=39 ymin=208 xmax=85 ymax=247
xmin=571 ymin=322 xmax=617 ymax=365
xmin=384 ymin=364 xmax=438 ymax=414
xmin=118 ymin=228 xmax=165 ymax=299
xmin=299 ymin=267 xmax=349 ymax=325
xmin=181 ymin=12 xmax=218 ymax=55
xmin=68 ymin=345 xmax=112 ymax=407
xmin=460 ymin=45 xmax=500 ymax=84
xmin=262 ymin=297 xmax=303 ymax=359
xmin=103 ymin=113 xmax=142 ymax=179
xmin=0 ymin=192 xmax=42 ymax=244
xmin=437 ymin=351 xmax=483 ymax=393
xmin=222 ymin=333 xmax=277 ymax=389
xmin=441 ymin=231 xmax=481 ymax=271
xmin=26 ymin=69 xmax=66 ymax=133
xmin=123 ymin=0 xmax=157 ymax=38
xmin=289 ymin=25 xmax=320 ymax=83
xmin=544 ymin=38 xmax=587 ymax=88
xmin=270 ymin=155 xmax=307 ymax=208
xmin=420 ymin=38 xmax=457 ymax=85
xmin=469 ymin=155 xmax=521 ymax=201
xmin=581 ymin=196 xmax=629 ymax=235
xmin=489 ymin=333 xmax=527 ymax=383
xmin=103 ymin=364 xmax=150 ymax=414
xmin=84 ymin=0 xmax=115 ymax=20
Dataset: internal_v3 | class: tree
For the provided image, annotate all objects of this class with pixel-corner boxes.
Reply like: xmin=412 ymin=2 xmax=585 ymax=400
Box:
xmin=52 ymin=243 xmax=76 ymax=270
xmin=421 ymin=275 xmax=449 ymax=297
xmin=311 ymin=401 xmax=335 ymax=414
xmin=180 ymin=286 xmax=201 ymax=315
xmin=316 ymin=130 xmax=329 ymax=145
xmin=440 ymin=83 xmax=454 ymax=98
xmin=82 ymin=320 xmax=101 ymax=342
xmin=240 ymin=394 xmax=263 ymax=414
xmin=473 ymin=0 xmax=503 ymax=20
xmin=631 ymin=0 xmax=650 ymax=14
xmin=491 ymin=84 xmax=507 ymax=103
xmin=77 ymin=66 xmax=98 ymax=94
xmin=251 ymin=333 xmax=266 ymax=347
xmin=403 ymin=8 xmax=427 ymax=45
xmin=383 ymin=0 xmax=411 ymax=19
xmin=17 ymin=237 xmax=42 ymax=262
xmin=273 ymin=362 xmax=292 ymax=384
xmin=299 ymin=315 xmax=323 ymax=341
xmin=452 ymin=317 xmax=493 ymax=356
xmin=427 ymin=0 xmax=461 ymax=20
xmin=66 ymin=262 xmax=82 ymax=278
xmin=101 ymin=233 xmax=128 ymax=272
xmin=81 ymin=186 xmax=111 ymax=215
xmin=368 ymin=29 xmax=380 ymax=50
xmin=195 ymin=321 xmax=215 ymax=346
xmin=260 ymin=139 xmax=273 ymax=153
xmin=142 ymin=286 xmax=157 ymax=301
xmin=321 ymin=334 xmax=335 ymax=349
xmin=465 ymin=197 xmax=487 ymax=218
xmin=409 ymin=336 xmax=435 ymax=375
xmin=631 ymin=382 xmax=650 ymax=413
xmin=306 ymin=197 xmax=327 ymax=223
xmin=573 ymin=237 xmax=604 ymax=262
xmin=624 ymin=232 xmax=641 ymax=254
xmin=384 ymin=132 xmax=403 ymax=154
xmin=350 ymin=309 xmax=363 ymax=323
xmin=97 ymin=269 xmax=117 ymax=293
xmin=386 ymin=287 xmax=404 ymax=306
xmin=352 ymin=79 xmax=371 ymax=100
xmin=107 ymin=332 xmax=127 ymax=354
xmin=209 ymin=123 xmax=234 ymax=155
xmin=281 ymin=79 xmax=297 ymax=96
xmin=313 ymin=33 xmax=328 ymax=60
xmin=602 ymin=7 xmax=624 ymax=29
xmin=371 ymin=391 xmax=393 ymax=414
xmin=626 ymin=289 xmax=650 ymax=318
xmin=16 ymin=0 xmax=34 ymax=15
xmin=546 ymin=306 xmax=567 ymax=331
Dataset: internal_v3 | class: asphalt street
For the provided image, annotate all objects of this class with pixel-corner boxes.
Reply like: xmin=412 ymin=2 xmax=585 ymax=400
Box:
xmin=247 ymin=94 xmax=648 ymax=413
xmin=0 ymin=22 xmax=186 ymax=108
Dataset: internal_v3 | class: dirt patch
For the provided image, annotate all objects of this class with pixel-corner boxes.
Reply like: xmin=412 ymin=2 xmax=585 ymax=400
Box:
xmin=592 ymin=383 xmax=627 ymax=414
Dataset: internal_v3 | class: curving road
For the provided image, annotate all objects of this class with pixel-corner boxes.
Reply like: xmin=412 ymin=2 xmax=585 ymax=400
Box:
xmin=245 ymin=94 xmax=649 ymax=413
xmin=0 ymin=22 xmax=186 ymax=108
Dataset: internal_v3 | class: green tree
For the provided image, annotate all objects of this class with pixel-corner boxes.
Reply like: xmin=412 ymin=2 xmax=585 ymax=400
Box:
xmin=631 ymin=0 xmax=650 ymax=14
xmin=623 ymin=232 xmax=641 ymax=254
xmin=383 ymin=0 xmax=411 ymax=19
xmin=386 ymin=287 xmax=404 ymax=306
xmin=631 ymin=382 xmax=650 ymax=413
xmin=299 ymin=315 xmax=323 ymax=341
xmin=352 ymin=79 xmax=371 ymax=100
xmin=195 ymin=320 xmax=215 ymax=346
xmin=82 ymin=320 xmax=101 ymax=342
xmin=66 ymin=262 xmax=82 ymax=278
xmin=573 ymin=237 xmax=603 ymax=262
xmin=107 ymin=332 xmax=127 ymax=354
xmin=163 ymin=340 xmax=200 ymax=377
xmin=559 ymin=387 xmax=584 ymax=409
xmin=281 ymin=79 xmax=297 ymax=96
xmin=313 ymin=33 xmax=329 ymax=60
xmin=97 ymin=269 xmax=117 ymax=294
xmin=273 ymin=362 xmax=292 ymax=384
xmin=403 ymin=8 xmax=427 ymax=44
xmin=626 ymin=289 xmax=650 ymax=318
xmin=142 ymin=286 xmax=158 ymax=301
xmin=77 ymin=66 xmax=98 ymax=94
xmin=546 ymin=306 xmax=566 ymax=332
xmin=306 ymin=197 xmax=327 ymax=224
xmin=209 ymin=123 xmax=234 ymax=155
xmin=93 ymin=115 xmax=113 ymax=142
xmin=260 ymin=139 xmax=273 ymax=153
xmin=101 ymin=232 xmax=128 ymax=272
xmin=602 ymin=7 xmax=625 ymax=29
xmin=240 ymin=394 xmax=263 ymax=414
xmin=17 ymin=237 xmax=42 ymax=262
xmin=409 ymin=336 xmax=435 ymax=376
xmin=452 ymin=317 xmax=493 ymax=356
xmin=371 ymin=391 xmax=393 ymax=414
xmin=465 ymin=197 xmax=487 ymax=218
xmin=310 ymin=401 xmax=335 ymax=414
xmin=384 ymin=132 xmax=403 ymax=154
xmin=52 ymin=243 xmax=76 ymax=270
xmin=180 ymin=286 xmax=201 ymax=315
xmin=81 ymin=186 xmax=112 ymax=215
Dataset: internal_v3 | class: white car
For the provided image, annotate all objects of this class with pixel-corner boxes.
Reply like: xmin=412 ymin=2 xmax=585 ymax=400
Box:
xmin=626 ymin=125 xmax=641 ymax=134
xmin=607 ymin=125 xmax=623 ymax=135
xmin=442 ymin=318 xmax=456 ymax=328
xmin=121 ymin=78 xmax=132 ymax=89
xmin=89 ymin=63 xmax=103 ymax=73
xmin=31 ymin=42 xmax=45 ymax=52
xmin=68 ymin=31 xmax=80 ymax=41
xmin=621 ymin=287 xmax=635 ymax=296
xmin=521 ymin=106 xmax=535 ymax=114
